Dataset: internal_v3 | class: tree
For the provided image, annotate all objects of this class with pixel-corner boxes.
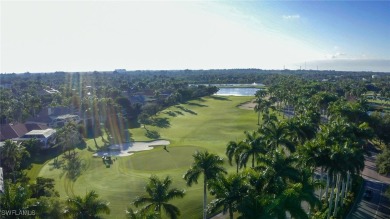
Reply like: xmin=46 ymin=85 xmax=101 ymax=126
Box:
xmin=56 ymin=122 xmax=82 ymax=156
xmin=208 ymin=173 xmax=249 ymax=219
xmin=30 ymin=177 xmax=59 ymax=198
xmin=183 ymin=151 xmax=227 ymax=219
xmin=268 ymin=183 xmax=312 ymax=219
xmin=64 ymin=190 xmax=110 ymax=219
xmin=376 ymin=147 xmax=390 ymax=175
xmin=133 ymin=175 xmax=185 ymax=219
xmin=21 ymin=138 xmax=42 ymax=157
xmin=0 ymin=180 xmax=33 ymax=213
xmin=260 ymin=121 xmax=296 ymax=154
xmin=256 ymin=150 xmax=301 ymax=195
xmin=226 ymin=140 xmax=245 ymax=173
xmin=0 ymin=139 xmax=30 ymax=182
xmin=126 ymin=207 xmax=160 ymax=219
xmin=254 ymin=89 xmax=269 ymax=125
xmin=239 ymin=131 xmax=266 ymax=168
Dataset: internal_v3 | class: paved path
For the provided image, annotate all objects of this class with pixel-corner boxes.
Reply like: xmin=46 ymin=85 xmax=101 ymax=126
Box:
xmin=347 ymin=144 xmax=390 ymax=219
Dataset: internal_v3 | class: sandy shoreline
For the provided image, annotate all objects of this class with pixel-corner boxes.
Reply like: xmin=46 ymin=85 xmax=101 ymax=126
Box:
xmin=93 ymin=140 xmax=170 ymax=157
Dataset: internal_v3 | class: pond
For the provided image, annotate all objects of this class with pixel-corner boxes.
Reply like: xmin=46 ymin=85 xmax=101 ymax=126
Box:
xmin=215 ymin=88 xmax=259 ymax=96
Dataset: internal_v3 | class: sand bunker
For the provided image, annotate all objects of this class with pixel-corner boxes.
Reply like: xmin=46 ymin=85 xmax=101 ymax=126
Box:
xmin=238 ymin=100 xmax=256 ymax=110
xmin=93 ymin=140 xmax=170 ymax=157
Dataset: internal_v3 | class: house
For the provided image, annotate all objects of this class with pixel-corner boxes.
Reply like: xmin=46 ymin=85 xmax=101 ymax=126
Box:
xmin=51 ymin=114 xmax=80 ymax=127
xmin=0 ymin=123 xmax=48 ymax=141
xmin=26 ymin=107 xmax=79 ymax=127
xmin=38 ymin=87 xmax=60 ymax=96
xmin=44 ymin=88 xmax=60 ymax=94
xmin=17 ymin=129 xmax=56 ymax=149
xmin=0 ymin=123 xmax=29 ymax=141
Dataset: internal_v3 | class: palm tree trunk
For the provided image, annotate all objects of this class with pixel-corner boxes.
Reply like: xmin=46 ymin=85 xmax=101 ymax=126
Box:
xmin=203 ymin=177 xmax=207 ymax=219
xmin=340 ymin=179 xmax=346 ymax=206
xmin=327 ymin=174 xmax=335 ymax=219
xmin=319 ymin=167 xmax=323 ymax=200
xmin=333 ymin=174 xmax=341 ymax=217
xmin=344 ymin=172 xmax=350 ymax=199
xmin=325 ymin=171 xmax=330 ymax=200
xmin=252 ymin=154 xmax=255 ymax=168
xmin=93 ymin=136 xmax=98 ymax=147
xmin=257 ymin=111 xmax=260 ymax=125
xmin=229 ymin=205 xmax=233 ymax=219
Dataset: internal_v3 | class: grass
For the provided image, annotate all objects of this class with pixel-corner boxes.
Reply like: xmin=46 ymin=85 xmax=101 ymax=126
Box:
xmin=32 ymin=96 xmax=259 ymax=218
xmin=367 ymin=99 xmax=390 ymax=112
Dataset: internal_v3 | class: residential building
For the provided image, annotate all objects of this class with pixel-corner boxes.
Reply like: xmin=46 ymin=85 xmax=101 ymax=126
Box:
xmin=26 ymin=107 xmax=80 ymax=127
xmin=17 ymin=129 xmax=56 ymax=149
xmin=0 ymin=123 xmax=28 ymax=141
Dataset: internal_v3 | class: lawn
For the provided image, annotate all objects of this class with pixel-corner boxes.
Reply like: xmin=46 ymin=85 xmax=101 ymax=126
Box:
xmin=35 ymin=96 xmax=259 ymax=218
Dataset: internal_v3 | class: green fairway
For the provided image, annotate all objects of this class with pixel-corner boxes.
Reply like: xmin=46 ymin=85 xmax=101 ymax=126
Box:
xmin=36 ymin=96 xmax=259 ymax=218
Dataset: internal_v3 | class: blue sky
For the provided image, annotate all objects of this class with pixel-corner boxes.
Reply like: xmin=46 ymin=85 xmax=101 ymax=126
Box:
xmin=1 ymin=0 xmax=390 ymax=73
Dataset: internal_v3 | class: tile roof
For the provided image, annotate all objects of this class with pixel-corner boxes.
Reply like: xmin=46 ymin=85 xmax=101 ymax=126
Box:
xmin=26 ymin=107 xmax=74 ymax=124
xmin=0 ymin=123 xmax=29 ymax=141
xmin=25 ymin=123 xmax=48 ymax=131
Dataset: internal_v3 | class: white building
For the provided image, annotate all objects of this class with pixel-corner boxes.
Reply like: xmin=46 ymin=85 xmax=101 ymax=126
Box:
xmin=51 ymin=114 xmax=80 ymax=127
xmin=17 ymin=129 xmax=56 ymax=149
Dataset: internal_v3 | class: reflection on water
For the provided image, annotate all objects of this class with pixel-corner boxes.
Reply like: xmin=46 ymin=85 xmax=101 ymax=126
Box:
xmin=215 ymin=88 xmax=259 ymax=96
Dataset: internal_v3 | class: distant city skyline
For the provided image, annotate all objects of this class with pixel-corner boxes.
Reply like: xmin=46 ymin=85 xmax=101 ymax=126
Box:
xmin=1 ymin=0 xmax=390 ymax=73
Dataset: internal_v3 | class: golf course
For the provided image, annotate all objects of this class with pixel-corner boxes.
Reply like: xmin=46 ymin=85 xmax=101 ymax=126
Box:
xmin=32 ymin=95 xmax=259 ymax=218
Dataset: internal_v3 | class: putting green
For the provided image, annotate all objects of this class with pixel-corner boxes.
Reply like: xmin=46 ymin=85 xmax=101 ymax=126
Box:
xmin=36 ymin=96 xmax=259 ymax=218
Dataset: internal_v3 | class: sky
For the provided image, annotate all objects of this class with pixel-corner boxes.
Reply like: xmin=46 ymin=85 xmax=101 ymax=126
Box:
xmin=1 ymin=0 xmax=390 ymax=73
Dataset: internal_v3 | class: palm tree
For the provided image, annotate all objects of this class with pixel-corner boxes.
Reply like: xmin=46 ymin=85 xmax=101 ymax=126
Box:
xmin=253 ymin=90 xmax=268 ymax=124
xmin=260 ymin=121 xmax=296 ymax=154
xmin=254 ymin=98 xmax=263 ymax=125
xmin=0 ymin=139 xmax=29 ymax=182
xmin=133 ymin=175 xmax=185 ymax=219
xmin=297 ymin=138 xmax=329 ymax=200
xmin=226 ymin=140 xmax=245 ymax=173
xmin=56 ymin=122 xmax=82 ymax=157
xmin=268 ymin=183 xmax=311 ymax=219
xmin=0 ymin=180 xmax=33 ymax=212
xmin=287 ymin=111 xmax=320 ymax=144
xmin=239 ymin=131 xmax=266 ymax=168
xmin=183 ymin=151 xmax=227 ymax=219
xmin=208 ymin=173 xmax=249 ymax=219
xmin=64 ymin=190 xmax=110 ymax=219
xmin=256 ymin=150 xmax=301 ymax=194
xmin=126 ymin=207 xmax=160 ymax=219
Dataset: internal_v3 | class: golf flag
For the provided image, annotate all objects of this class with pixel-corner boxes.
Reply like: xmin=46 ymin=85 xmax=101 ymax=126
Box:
xmin=0 ymin=167 xmax=3 ymax=193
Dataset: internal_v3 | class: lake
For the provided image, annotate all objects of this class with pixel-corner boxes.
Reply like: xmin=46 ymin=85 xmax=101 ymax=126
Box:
xmin=215 ymin=88 xmax=259 ymax=96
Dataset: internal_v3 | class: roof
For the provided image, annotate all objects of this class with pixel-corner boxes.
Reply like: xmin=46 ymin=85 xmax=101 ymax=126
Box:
xmin=0 ymin=123 xmax=29 ymax=141
xmin=26 ymin=107 xmax=74 ymax=124
xmin=25 ymin=123 xmax=48 ymax=131
xmin=43 ymin=88 xmax=60 ymax=94
xmin=56 ymin=114 xmax=79 ymax=120
xmin=24 ymin=129 xmax=56 ymax=138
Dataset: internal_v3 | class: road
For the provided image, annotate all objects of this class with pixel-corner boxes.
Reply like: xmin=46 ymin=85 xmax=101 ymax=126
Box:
xmin=347 ymin=144 xmax=390 ymax=219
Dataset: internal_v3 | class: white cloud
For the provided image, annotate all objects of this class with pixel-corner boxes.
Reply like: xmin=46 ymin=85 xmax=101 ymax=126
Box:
xmin=282 ymin=14 xmax=300 ymax=20
xmin=326 ymin=52 xmax=346 ymax=59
